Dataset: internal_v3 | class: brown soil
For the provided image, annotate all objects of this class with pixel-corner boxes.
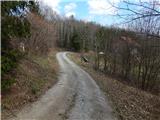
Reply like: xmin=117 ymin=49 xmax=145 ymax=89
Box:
xmin=1 ymin=50 xmax=59 ymax=120
xmin=69 ymin=52 xmax=160 ymax=120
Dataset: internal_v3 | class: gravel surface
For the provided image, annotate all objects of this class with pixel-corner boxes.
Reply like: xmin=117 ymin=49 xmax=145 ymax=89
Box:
xmin=9 ymin=52 xmax=116 ymax=120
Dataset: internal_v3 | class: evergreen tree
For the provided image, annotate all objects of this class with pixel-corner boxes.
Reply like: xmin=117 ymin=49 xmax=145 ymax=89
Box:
xmin=1 ymin=1 xmax=39 ymax=91
xmin=70 ymin=30 xmax=81 ymax=51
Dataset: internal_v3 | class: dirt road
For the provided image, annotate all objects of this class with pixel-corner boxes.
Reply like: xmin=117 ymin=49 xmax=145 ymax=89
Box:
xmin=10 ymin=52 xmax=116 ymax=120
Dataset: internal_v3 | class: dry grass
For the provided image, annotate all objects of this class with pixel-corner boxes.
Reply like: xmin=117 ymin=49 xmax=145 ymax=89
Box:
xmin=2 ymin=50 xmax=59 ymax=119
xmin=69 ymin=52 xmax=160 ymax=120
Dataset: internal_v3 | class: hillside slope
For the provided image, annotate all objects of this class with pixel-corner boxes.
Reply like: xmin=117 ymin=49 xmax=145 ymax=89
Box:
xmin=69 ymin=52 xmax=160 ymax=120
xmin=2 ymin=50 xmax=59 ymax=120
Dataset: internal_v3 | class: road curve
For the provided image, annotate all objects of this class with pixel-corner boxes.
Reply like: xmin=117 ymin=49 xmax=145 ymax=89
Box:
xmin=10 ymin=52 xmax=117 ymax=120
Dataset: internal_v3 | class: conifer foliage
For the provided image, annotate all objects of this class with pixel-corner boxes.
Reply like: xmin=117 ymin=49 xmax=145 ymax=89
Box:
xmin=1 ymin=1 xmax=38 ymax=91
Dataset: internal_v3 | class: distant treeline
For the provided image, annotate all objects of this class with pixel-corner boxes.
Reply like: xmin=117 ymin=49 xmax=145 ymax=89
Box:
xmin=55 ymin=15 xmax=160 ymax=94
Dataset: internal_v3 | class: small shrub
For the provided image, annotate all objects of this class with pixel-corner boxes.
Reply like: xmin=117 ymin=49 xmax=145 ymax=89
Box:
xmin=31 ymin=84 xmax=39 ymax=95
xmin=1 ymin=78 xmax=15 ymax=91
xmin=1 ymin=49 xmax=22 ymax=91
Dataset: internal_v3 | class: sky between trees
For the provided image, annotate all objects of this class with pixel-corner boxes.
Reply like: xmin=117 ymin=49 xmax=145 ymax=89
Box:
xmin=39 ymin=0 xmax=160 ymax=26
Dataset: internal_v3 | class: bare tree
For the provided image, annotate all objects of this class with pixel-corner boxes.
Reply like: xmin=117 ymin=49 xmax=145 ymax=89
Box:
xmin=108 ymin=0 xmax=160 ymax=26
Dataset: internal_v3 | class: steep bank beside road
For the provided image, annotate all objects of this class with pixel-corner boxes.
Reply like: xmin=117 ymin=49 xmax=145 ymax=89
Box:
xmin=69 ymin=52 xmax=160 ymax=120
xmin=2 ymin=50 xmax=59 ymax=120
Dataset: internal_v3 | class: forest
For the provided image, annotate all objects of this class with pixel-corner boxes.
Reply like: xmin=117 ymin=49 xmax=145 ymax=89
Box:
xmin=1 ymin=1 xmax=160 ymax=120
xmin=1 ymin=0 xmax=160 ymax=94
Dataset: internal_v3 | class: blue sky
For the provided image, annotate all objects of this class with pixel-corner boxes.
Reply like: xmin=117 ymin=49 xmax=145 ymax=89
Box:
xmin=40 ymin=0 xmax=160 ymax=26
xmin=59 ymin=1 xmax=118 ymax=25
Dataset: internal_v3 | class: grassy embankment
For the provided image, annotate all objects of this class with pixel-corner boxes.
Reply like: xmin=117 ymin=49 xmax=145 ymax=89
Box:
xmin=2 ymin=50 xmax=59 ymax=119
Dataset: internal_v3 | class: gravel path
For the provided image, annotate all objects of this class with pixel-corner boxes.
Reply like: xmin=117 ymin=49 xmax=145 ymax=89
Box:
xmin=10 ymin=52 xmax=116 ymax=120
